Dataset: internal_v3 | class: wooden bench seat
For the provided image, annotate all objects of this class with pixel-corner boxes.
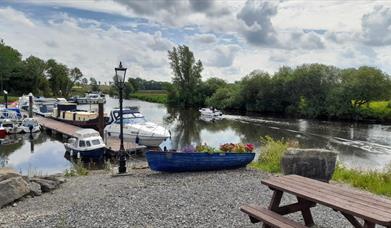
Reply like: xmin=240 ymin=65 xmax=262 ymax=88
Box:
xmin=240 ymin=204 xmax=307 ymax=228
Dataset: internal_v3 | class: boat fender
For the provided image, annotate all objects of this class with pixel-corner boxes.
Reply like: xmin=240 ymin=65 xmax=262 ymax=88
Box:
xmin=135 ymin=134 xmax=140 ymax=144
xmin=77 ymin=151 xmax=80 ymax=159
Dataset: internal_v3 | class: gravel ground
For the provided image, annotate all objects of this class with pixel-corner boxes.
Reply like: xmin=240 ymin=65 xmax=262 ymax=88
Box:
xmin=0 ymin=167 xmax=352 ymax=228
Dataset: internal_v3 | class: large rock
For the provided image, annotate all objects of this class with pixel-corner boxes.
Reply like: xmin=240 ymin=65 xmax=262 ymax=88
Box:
xmin=31 ymin=178 xmax=59 ymax=192
xmin=0 ymin=176 xmax=30 ymax=208
xmin=28 ymin=182 xmax=42 ymax=196
xmin=281 ymin=148 xmax=338 ymax=182
xmin=0 ymin=168 xmax=20 ymax=182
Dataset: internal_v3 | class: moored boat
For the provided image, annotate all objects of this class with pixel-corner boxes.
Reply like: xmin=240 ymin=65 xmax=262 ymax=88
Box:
xmin=0 ymin=119 xmax=22 ymax=134
xmin=146 ymin=151 xmax=255 ymax=172
xmin=104 ymin=107 xmax=170 ymax=147
xmin=199 ymin=107 xmax=223 ymax=117
xmin=51 ymin=103 xmax=107 ymax=129
xmin=69 ymin=92 xmax=106 ymax=104
xmin=64 ymin=129 xmax=106 ymax=159
xmin=19 ymin=118 xmax=41 ymax=133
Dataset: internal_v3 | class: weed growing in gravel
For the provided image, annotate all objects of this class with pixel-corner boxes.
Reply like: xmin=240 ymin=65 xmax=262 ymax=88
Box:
xmin=332 ymin=163 xmax=391 ymax=197
xmin=250 ymin=136 xmax=293 ymax=173
xmin=64 ymin=159 xmax=89 ymax=177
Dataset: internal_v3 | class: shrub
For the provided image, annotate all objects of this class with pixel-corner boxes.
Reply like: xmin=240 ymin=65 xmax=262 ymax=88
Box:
xmin=250 ymin=136 xmax=290 ymax=173
xmin=64 ymin=159 xmax=89 ymax=177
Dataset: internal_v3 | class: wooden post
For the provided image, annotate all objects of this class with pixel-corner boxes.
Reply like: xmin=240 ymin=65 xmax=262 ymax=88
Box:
xmin=28 ymin=93 xmax=33 ymax=118
xmin=98 ymin=99 xmax=104 ymax=139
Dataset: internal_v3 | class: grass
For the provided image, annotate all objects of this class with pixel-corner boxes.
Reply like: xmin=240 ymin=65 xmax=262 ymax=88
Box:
xmin=64 ymin=160 xmax=89 ymax=177
xmin=250 ymin=135 xmax=391 ymax=197
xmin=360 ymin=101 xmax=391 ymax=121
xmin=332 ymin=164 xmax=391 ymax=197
xmin=249 ymin=136 xmax=289 ymax=173
xmin=0 ymin=96 xmax=18 ymax=103
xmin=130 ymin=90 xmax=167 ymax=104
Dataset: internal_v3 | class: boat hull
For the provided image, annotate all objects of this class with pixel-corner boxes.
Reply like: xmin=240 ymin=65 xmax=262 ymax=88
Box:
xmin=66 ymin=147 xmax=106 ymax=159
xmin=106 ymin=132 xmax=169 ymax=147
xmin=146 ymin=152 xmax=255 ymax=172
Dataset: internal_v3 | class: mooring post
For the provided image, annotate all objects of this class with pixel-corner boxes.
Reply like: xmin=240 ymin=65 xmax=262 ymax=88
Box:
xmin=98 ymin=99 xmax=104 ymax=139
xmin=28 ymin=92 xmax=33 ymax=118
xmin=3 ymin=90 xmax=8 ymax=109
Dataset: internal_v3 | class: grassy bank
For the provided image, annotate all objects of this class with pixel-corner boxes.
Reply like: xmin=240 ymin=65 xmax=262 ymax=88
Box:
xmin=130 ymin=90 xmax=167 ymax=104
xmin=250 ymin=136 xmax=391 ymax=197
xmin=0 ymin=96 xmax=19 ymax=103
xmin=333 ymin=165 xmax=391 ymax=197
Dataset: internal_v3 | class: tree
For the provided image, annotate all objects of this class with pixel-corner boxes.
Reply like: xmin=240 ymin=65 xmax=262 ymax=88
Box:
xmin=46 ymin=59 xmax=71 ymax=97
xmin=168 ymin=45 xmax=203 ymax=106
xmin=81 ymin=77 xmax=88 ymax=85
xmin=0 ymin=43 xmax=22 ymax=94
xmin=63 ymin=67 xmax=83 ymax=96
xmin=23 ymin=56 xmax=48 ymax=96
xmin=89 ymin=77 xmax=99 ymax=91
xmin=334 ymin=67 xmax=391 ymax=119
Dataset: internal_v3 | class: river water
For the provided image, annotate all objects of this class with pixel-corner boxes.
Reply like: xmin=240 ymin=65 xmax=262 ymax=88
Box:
xmin=1 ymin=97 xmax=391 ymax=174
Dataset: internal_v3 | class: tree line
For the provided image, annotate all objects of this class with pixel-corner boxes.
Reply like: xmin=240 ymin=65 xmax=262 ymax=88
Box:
xmin=167 ymin=45 xmax=391 ymax=121
xmin=0 ymin=42 xmax=87 ymax=98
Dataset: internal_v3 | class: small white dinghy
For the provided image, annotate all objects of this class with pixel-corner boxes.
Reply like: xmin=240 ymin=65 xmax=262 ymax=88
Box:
xmin=199 ymin=107 xmax=223 ymax=117
xmin=20 ymin=118 xmax=41 ymax=133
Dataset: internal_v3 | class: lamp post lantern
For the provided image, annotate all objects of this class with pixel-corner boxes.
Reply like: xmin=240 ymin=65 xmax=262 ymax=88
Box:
xmin=115 ymin=61 xmax=127 ymax=174
xmin=3 ymin=90 xmax=8 ymax=109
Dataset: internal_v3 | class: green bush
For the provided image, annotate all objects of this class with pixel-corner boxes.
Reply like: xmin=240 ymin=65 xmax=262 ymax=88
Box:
xmin=64 ymin=160 xmax=89 ymax=177
xmin=250 ymin=136 xmax=289 ymax=173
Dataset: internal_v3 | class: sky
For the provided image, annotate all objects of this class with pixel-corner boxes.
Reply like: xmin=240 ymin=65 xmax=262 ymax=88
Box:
xmin=1 ymin=0 xmax=391 ymax=83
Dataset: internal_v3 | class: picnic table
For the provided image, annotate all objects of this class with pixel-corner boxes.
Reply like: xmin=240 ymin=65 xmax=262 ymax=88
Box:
xmin=241 ymin=175 xmax=391 ymax=228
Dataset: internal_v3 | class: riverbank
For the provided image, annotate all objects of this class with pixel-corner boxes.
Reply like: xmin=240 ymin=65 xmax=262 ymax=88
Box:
xmin=0 ymin=168 xmax=354 ymax=227
xmin=129 ymin=90 xmax=167 ymax=104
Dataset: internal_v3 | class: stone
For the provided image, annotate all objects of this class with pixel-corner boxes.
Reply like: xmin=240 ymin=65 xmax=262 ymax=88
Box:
xmin=281 ymin=148 xmax=338 ymax=182
xmin=31 ymin=178 xmax=59 ymax=192
xmin=0 ymin=176 xmax=30 ymax=208
xmin=0 ymin=168 xmax=21 ymax=182
xmin=43 ymin=176 xmax=66 ymax=184
xmin=28 ymin=182 xmax=42 ymax=196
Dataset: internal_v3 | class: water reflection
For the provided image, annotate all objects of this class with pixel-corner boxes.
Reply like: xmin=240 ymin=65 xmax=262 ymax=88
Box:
xmin=1 ymin=97 xmax=391 ymax=173
xmin=0 ymin=132 xmax=70 ymax=175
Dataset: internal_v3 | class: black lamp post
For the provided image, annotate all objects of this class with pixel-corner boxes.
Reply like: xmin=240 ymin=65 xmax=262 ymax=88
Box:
xmin=3 ymin=90 xmax=7 ymax=109
xmin=115 ymin=61 xmax=127 ymax=174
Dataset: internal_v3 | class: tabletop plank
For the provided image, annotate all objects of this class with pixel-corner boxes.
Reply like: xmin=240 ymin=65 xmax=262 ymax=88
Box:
xmin=262 ymin=175 xmax=391 ymax=226
xmin=276 ymin=176 xmax=391 ymax=215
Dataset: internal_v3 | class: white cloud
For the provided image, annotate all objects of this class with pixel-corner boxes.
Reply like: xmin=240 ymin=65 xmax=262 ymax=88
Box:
xmin=0 ymin=6 xmax=35 ymax=27
xmin=0 ymin=8 xmax=173 ymax=82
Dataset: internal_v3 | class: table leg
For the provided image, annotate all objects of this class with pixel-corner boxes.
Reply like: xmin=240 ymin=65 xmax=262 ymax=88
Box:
xmin=297 ymin=197 xmax=315 ymax=227
xmin=363 ymin=220 xmax=375 ymax=228
xmin=262 ymin=190 xmax=283 ymax=228
xmin=268 ymin=190 xmax=283 ymax=210
xmin=341 ymin=212 xmax=363 ymax=228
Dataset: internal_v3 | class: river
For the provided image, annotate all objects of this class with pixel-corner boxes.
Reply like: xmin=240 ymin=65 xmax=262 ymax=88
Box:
xmin=1 ymin=97 xmax=391 ymax=174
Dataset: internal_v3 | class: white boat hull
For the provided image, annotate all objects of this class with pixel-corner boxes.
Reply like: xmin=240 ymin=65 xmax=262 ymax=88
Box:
xmin=20 ymin=126 xmax=41 ymax=133
xmin=106 ymin=131 xmax=168 ymax=147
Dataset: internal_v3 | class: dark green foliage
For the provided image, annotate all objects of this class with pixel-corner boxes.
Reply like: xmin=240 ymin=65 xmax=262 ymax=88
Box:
xmin=0 ymin=42 xmax=83 ymax=98
xmin=168 ymin=45 xmax=204 ymax=107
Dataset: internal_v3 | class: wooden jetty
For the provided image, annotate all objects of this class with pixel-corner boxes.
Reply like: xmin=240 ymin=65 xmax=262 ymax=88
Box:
xmin=35 ymin=116 xmax=145 ymax=153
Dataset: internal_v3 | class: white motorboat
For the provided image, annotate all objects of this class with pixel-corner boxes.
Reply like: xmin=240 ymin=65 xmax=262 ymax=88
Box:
xmin=104 ymin=107 xmax=170 ymax=147
xmin=0 ymin=119 xmax=22 ymax=134
xmin=69 ymin=92 xmax=106 ymax=104
xmin=64 ymin=129 xmax=106 ymax=159
xmin=199 ymin=107 xmax=223 ymax=117
xmin=19 ymin=118 xmax=41 ymax=133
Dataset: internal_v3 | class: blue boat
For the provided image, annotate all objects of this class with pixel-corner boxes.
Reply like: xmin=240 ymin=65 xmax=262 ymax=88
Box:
xmin=145 ymin=151 xmax=255 ymax=172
